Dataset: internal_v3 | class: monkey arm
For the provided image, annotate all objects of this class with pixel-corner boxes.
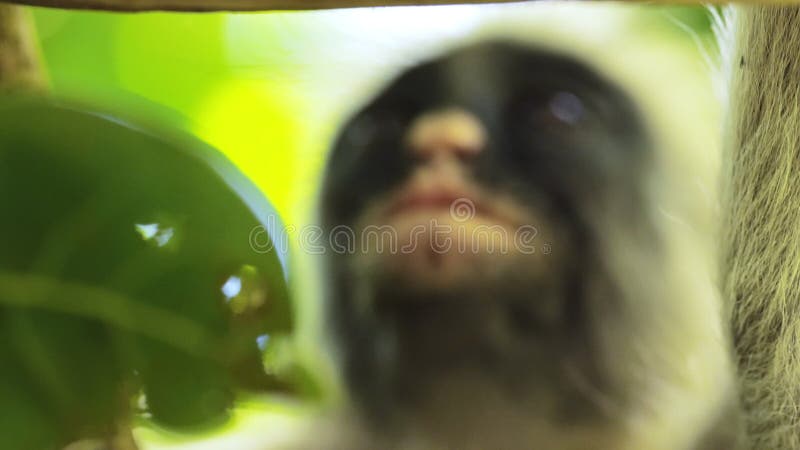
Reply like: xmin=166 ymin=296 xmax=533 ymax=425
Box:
xmin=724 ymin=6 xmax=800 ymax=450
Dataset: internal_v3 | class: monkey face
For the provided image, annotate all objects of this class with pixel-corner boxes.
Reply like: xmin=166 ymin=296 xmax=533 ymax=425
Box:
xmin=322 ymin=41 xmax=651 ymax=284
xmin=319 ymin=41 xmax=658 ymax=438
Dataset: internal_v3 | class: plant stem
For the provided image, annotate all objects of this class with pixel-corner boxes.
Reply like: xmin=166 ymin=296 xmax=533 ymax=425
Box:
xmin=0 ymin=4 xmax=44 ymax=91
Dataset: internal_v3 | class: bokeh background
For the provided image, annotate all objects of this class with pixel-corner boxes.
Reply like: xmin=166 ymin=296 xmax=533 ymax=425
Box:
xmin=25 ymin=3 xmax=720 ymax=448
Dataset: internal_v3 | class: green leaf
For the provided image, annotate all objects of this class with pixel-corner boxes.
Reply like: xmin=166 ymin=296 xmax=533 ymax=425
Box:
xmin=0 ymin=96 xmax=292 ymax=448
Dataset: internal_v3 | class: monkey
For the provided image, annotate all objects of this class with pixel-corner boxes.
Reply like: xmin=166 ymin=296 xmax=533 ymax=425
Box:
xmin=722 ymin=5 xmax=800 ymax=450
xmin=299 ymin=34 xmax=742 ymax=450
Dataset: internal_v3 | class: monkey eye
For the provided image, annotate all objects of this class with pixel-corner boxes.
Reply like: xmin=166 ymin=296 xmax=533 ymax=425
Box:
xmin=514 ymin=89 xmax=587 ymax=133
xmin=344 ymin=114 xmax=379 ymax=149
xmin=548 ymin=91 xmax=585 ymax=125
xmin=345 ymin=109 xmax=407 ymax=149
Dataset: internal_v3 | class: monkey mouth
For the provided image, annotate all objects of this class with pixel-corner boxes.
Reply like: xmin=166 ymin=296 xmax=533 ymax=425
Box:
xmin=349 ymin=177 xmax=557 ymax=290
xmin=382 ymin=182 xmax=528 ymax=229
xmin=388 ymin=190 xmax=471 ymax=217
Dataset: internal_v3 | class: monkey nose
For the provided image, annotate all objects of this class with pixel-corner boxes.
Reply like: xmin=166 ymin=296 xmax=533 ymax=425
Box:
xmin=406 ymin=108 xmax=486 ymax=160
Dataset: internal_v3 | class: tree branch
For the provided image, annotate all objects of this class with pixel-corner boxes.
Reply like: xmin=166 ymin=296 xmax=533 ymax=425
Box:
xmin=1 ymin=0 xmax=720 ymax=12
xmin=0 ymin=4 xmax=44 ymax=90
xmin=3 ymin=0 xmax=529 ymax=11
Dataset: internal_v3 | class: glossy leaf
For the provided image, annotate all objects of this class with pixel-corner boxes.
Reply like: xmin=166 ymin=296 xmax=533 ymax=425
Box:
xmin=0 ymin=96 xmax=291 ymax=448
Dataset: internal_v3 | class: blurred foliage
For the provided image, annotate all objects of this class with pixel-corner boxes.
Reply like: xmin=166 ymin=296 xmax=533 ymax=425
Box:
xmin=0 ymin=96 xmax=291 ymax=448
xmin=31 ymin=10 xmax=316 ymax=221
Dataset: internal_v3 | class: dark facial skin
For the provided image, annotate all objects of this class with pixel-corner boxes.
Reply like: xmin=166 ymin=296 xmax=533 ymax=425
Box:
xmin=318 ymin=41 xmax=659 ymax=448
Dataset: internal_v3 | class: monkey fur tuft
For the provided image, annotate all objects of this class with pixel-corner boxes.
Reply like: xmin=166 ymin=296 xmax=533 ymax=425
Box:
xmin=723 ymin=6 xmax=800 ymax=450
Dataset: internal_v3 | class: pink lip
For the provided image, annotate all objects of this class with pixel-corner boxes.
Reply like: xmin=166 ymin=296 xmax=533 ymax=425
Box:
xmin=382 ymin=182 xmax=511 ymax=225
xmin=375 ymin=172 xmax=534 ymax=228
xmin=380 ymin=182 xmax=533 ymax=229
xmin=387 ymin=190 xmax=471 ymax=216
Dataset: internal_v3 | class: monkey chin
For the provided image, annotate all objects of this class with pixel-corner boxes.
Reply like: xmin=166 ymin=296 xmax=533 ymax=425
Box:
xmin=353 ymin=208 xmax=556 ymax=291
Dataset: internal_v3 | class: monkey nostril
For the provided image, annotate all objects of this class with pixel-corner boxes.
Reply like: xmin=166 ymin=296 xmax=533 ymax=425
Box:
xmin=406 ymin=108 xmax=486 ymax=160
